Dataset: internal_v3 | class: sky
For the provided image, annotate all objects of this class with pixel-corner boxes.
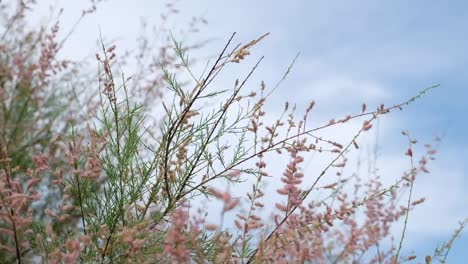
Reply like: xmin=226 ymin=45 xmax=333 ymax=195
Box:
xmin=25 ymin=0 xmax=468 ymax=262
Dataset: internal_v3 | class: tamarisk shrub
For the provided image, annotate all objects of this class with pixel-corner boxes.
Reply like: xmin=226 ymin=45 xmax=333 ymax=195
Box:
xmin=1 ymin=1 xmax=466 ymax=263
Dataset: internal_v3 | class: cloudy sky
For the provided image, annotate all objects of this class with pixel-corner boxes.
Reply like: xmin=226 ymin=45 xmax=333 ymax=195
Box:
xmin=29 ymin=0 xmax=468 ymax=262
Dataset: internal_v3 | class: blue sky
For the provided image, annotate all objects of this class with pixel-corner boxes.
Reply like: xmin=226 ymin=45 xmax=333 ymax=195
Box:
xmin=31 ymin=0 xmax=468 ymax=262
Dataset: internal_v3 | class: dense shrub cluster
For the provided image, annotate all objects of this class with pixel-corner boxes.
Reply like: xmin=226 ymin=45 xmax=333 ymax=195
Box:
xmin=0 ymin=1 xmax=465 ymax=263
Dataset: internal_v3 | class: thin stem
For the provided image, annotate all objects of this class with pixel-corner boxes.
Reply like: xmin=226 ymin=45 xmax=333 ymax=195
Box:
xmin=0 ymin=145 xmax=23 ymax=264
xmin=70 ymin=126 xmax=87 ymax=235
xmin=173 ymin=56 xmax=264 ymax=202
xmin=395 ymin=137 xmax=416 ymax=262
xmin=441 ymin=218 xmax=468 ymax=263
xmin=162 ymin=32 xmax=236 ymax=202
